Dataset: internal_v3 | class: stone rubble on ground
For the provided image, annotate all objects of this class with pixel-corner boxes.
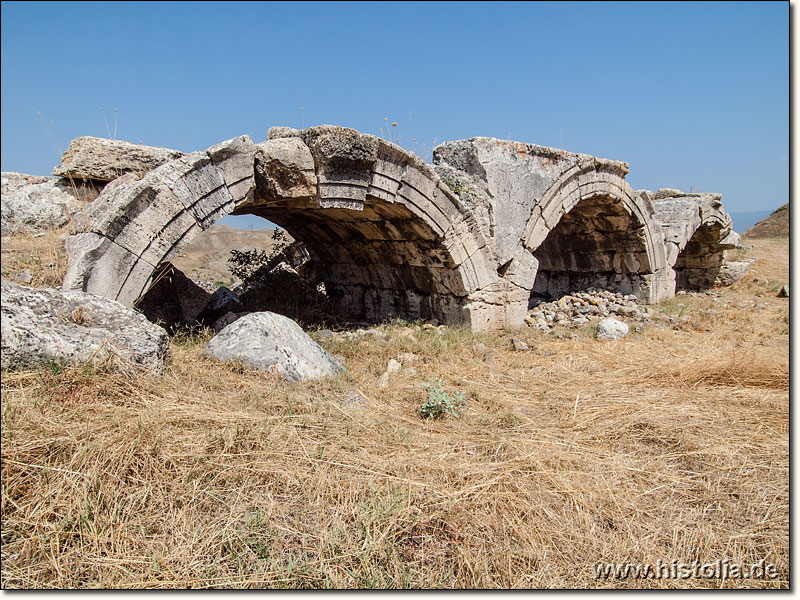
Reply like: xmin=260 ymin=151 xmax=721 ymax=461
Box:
xmin=525 ymin=288 xmax=649 ymax=332
xmin=386 ymin=358 xmax=402 ymax=374
xmin=511 ymin=337 xmax=530 ymax=351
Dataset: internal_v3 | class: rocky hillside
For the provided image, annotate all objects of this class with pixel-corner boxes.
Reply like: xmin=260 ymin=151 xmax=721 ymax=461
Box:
xmin=742 ymin=203 xmax=789 ymax=239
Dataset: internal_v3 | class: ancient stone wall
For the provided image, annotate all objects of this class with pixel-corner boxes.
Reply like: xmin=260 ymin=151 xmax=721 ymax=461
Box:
xmin=60 ymin=127 xmax=739 ymax=331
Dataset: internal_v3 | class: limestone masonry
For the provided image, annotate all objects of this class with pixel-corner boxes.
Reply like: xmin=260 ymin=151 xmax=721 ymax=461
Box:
xmin=59 ymin=127 xmax=741 ymax=331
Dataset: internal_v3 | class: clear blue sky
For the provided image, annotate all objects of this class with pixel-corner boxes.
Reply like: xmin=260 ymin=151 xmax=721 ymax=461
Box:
xmin=1 ymin=1 xmax=788 ymax=214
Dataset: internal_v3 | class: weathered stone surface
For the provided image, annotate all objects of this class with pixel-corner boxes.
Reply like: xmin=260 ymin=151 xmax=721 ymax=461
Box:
xmin=52 ymin=136 xmax=184 ymax=182
xmin=386 ymin=358 xmax=402 ymax=374
xmin=715 ymin=260 xmax=752 ymax=287
xmin=63 ymin=137 xmax=256 ymax=306
xmin=203 ymin=312 xmax=344 ymax=382
xmin=651 ymin=190 xmax=736 ymax=291
xmin=301 ymin=125 xmax=378 ymax=208
xmin=1 ymin=280 xmax=169 ymax=373
xmin=212 ymin=311 xmax=245 ymax=332
xmin=267 ymin=126 xmax=302 ymax=140
xmin=62 ymin=231 xmax=149 ymax=303
xmin=206 ymin=135 xmax=257 ymax=206
xmin=434 ymin=138 xmax=580 ymax=267
xmin=596 ymin=317 xmax=629 ymax=340
xmin=511 ymin=337 xmax=529 ymax=351
xmin=253 ymin=138 xmax=317 ymax=200
xmin=1 ymin=172 xmax=82 ymax=235
xmin=10 ymin=269 xmax=32 ymax=284
xmin=777 ymin=284 xmax=789 ymax=298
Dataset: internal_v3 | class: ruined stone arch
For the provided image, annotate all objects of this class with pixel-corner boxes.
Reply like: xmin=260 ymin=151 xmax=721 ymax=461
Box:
xmin=61 ymin=127 xmax=741 ymax=332
xmin=520 ymin=161 xmax=673 ymax=304
xmin=63 ymin=127 xmax=501 ymax=330
xmin=650 ymin=190 xmax=737 ymax=291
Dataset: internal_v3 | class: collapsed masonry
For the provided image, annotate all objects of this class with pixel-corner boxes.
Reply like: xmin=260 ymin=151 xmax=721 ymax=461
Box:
xmin=61 ymin=126 xmax=739 ymax=331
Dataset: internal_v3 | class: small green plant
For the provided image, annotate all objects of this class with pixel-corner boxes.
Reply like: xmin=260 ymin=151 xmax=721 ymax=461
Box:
xmin=45 ymin=358 xmax=67 ymax=375
xmin=242 ymin=509 xmax=274 ymax=560
xmin=419 ymin=378 xmax=467 ymax=419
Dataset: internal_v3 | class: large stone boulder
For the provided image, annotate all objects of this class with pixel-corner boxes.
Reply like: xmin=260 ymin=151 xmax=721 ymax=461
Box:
xmin=1 ymin=280 xmax=170 ymax=373
xmin=52 ymin=136 xmax=184 ymax=182
xmin=203 ymin=311 xmax=344 ymax=382
xmin=1 ymin=172 xmax=82 ymax=235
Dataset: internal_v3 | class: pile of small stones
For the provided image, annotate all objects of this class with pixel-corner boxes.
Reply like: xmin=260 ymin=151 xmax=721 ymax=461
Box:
xmin=525 ymin=288 xmax=650 ymax=331
xmin=315 ymin=322 xmax=446 ymax=343
xmin=193 ymin=279 xmax=223 ymax=294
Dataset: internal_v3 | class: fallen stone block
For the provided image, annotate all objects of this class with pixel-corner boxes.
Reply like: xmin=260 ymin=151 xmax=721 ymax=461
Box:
xmin=596 ymin=317 xmax=629 ymax=340
xmin=212 ymin=311 xmax=245 ymax=333
xmin=52 ymin=136 xmax=184 ymax=182
xmin=1 ymin=280 xmax=170 ymax=373
xmin=197 ymin=285 xmax=243 ymax=325
xmin=715 ymin=260 xmax=752 ymax=287
xmin=135 ymin=263 xmax=211 ymax=330
xmin=203 ymin=311 xmax=344 ymax=382
xmin=1 ymin=172 xmax=82 ymax=235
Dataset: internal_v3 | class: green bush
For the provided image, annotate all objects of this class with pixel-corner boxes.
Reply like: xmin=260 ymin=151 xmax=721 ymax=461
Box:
xmin=419 ymin=378 xmax=467 ymax=419
xmin=228 ymin=229 xmax=289 ymax=282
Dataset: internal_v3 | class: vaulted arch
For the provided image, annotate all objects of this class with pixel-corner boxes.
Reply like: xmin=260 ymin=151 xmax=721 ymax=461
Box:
xmin=63 ymin=127 xmax=499 ymax=329
xmin=520 ymin=161 xmax=673 ymax=305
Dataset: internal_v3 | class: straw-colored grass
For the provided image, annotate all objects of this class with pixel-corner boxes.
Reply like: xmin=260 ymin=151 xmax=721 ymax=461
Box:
xmin=1 ymin=229 xmax=68 ymax=288
xmin=0 ymin=236 xmax=789 ymax=588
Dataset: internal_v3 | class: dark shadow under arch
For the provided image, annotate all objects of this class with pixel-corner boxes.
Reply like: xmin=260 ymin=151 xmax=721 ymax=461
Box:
xmin=529 ymin=195 xmax=654 ymax=304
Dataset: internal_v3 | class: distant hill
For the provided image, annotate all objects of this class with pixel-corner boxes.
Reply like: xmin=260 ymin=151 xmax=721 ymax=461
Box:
xmin=171 ymin=224 xmax=291 ymax=284
xmin=742 ymin=204 xmax=789 ymax=239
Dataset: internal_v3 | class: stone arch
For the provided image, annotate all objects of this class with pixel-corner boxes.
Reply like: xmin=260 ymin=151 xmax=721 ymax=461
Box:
xmin=650 ymin=190 xmax=736 ymax=291
xmin=520 ymin=161 xmax=673 ymax=304
xmin=63 ymin=127 xmax=499 ymax=329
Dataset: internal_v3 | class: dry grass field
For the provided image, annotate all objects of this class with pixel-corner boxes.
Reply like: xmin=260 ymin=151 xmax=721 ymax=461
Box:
xmin=0 ymin=231 xmax=789 ymax=589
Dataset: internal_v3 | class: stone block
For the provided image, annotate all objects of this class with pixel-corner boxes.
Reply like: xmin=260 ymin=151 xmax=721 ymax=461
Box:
xmin=52 ymin=136 xmax=183 ymax=182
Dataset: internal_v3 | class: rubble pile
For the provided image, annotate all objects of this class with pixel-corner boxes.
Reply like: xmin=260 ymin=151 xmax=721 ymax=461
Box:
xmin=525 ymin=289 xmax=650 ymax=331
